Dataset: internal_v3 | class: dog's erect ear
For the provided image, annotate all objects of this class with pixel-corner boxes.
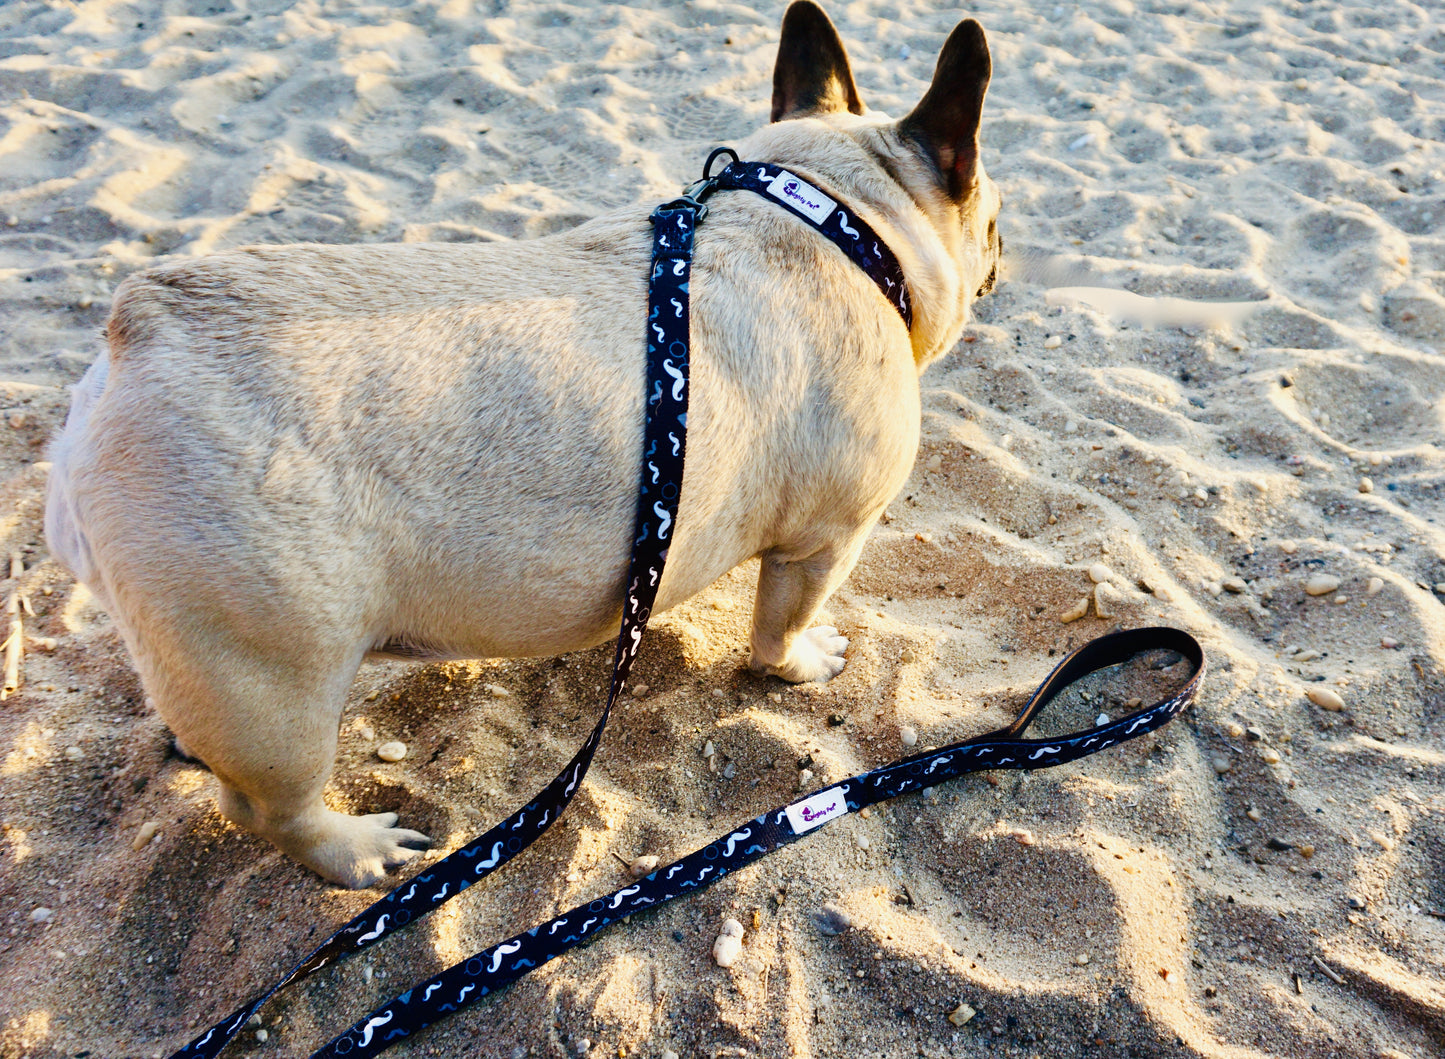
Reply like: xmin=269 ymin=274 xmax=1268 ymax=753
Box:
xmin=900 ymin=19 xmax=991 ymax=199
xmin=771 ymin=1 xmax=864 ymax=123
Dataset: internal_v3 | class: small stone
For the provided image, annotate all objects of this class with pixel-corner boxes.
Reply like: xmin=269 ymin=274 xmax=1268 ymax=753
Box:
xmin=767 ymin=691 xmax=782 ymax=704
xmin=1307 ymin=687 xmax=1345 ymax=712
xmin=1088 ymin=563 xmax=1112 ymax=584
xmin=1259 ymin=747 xmax=1281 ymax=764
xmin=1093 ymin=582 xmax=1121 ymax=618
xmin=1222 ymin=576 xmax=1247 ymax=594
xmin=1359 ymin=292 xmax=1377 ymax=313
xmin=485 ymin=683 xmax=510 ymax=697
xmin=711 ymin=688 xmax=726 ymax=699
xmin=254 ymin=1029 xmax=268 ymax=1043
xmin=798 ymin=768 xmax=814 ymax=789
xmin=573 ymin=1039 xmax=590 ymax=1056
xmin=376 ymin=741 xmax=407 ymax=762
xmin=1279 ymin=540 xmax=1298 ymax=554
xmin=1044 ymin=335 xmax=1063 ymax=349
xmin=855 ymin=833 xmax=871 ymax=850
xmin=710 ymin=598 xmax=734 ymax=611
xmin=30 ymin=907 xmax=53 ymax=924
xmin=948 ymin=1002 xmax=977 ymax=1026
xmin=1358 ymin=477 xmax=1373 ymax=494
xmin=1297 ymin=844 xmax=1315 ymax=859
xmin=1380 ymin=636 xmax=1399 ymax=649
xmin=702 ymin=740 xmax=715 ymax=758
xmin=722 ymin=761 xmax=736 ymax=780
xmin=813 ymin=903 xmax=853 ymax=935
xmin=827 ymin=712 xmax=847 ymax=726
xmin=132 ymin=821 xmax=160 ymax=850
xmin=1246 ymin=726 xmax=1264 ymax=742
xmin=900 ymin=647 xmax=916 ymax=663
xmin=64 ymin=746 xmax=84 ymax=761
xmin=631 ymin=855 xmax=660 ymax=877
xmin=1223 ymin=722 xmax=1245 ymax=739
xmin=1246 ymin=808 xmax=1262 ymax=822
xmin=1304 ymin=574 xmax=1341 ymax=596
xmin=1075 ymin=952 xmax=1091 ymax=965
xmin=925 ymin=454 xmax=943 ymax=471
xmin=1365 ymin=577 xmax=1383 ymax=597
xmin=358 ymin=725 xmax=375 ymax=741
xmin=1060 ymin=596 xmax=1090 ymax=623
xmin=631 ymin=683 xmax=650 ymax=699
xmin=661 ymin=1051 xmax=680 ymax=1059
xmin=899 ymin=725 xmax=918 ymax=748
xmin=1095 ymin=712 xmax=1111 ymax=726
xmin=1013 ymin=829 xmax=1037 ymax=846
xmin=1211 ymin=756 xmax=1232 ymax=775
xmin=364 ymin=689 xmax=379 ymax=701
xmin=1348 ymin=896 xmax=1366 ymax=910
xmin=713 ymin=918 xmax=744 ymax=967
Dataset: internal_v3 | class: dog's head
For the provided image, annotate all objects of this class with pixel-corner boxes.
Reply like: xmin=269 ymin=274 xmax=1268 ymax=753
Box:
xmin=757 ymin=1 xmax=1002 ymax=368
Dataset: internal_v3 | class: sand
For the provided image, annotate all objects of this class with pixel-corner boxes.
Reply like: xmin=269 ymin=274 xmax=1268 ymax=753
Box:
xmin=1 ymin=1 xmax=1443 ymax=1057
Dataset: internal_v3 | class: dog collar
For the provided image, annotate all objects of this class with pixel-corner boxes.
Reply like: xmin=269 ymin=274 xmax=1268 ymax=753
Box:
xmin=678 ymin=150 xmax=913 ymax=329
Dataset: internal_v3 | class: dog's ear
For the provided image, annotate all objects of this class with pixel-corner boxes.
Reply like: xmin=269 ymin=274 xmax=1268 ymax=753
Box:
xmin=771 ymin=1 xmax=864 ymax=123
xmin=900 ymin=19 xmax=991 ymax=199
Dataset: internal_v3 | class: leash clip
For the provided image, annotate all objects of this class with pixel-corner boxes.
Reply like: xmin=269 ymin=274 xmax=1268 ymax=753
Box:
xmin=651 ymin=146 xmax=739 ymax=227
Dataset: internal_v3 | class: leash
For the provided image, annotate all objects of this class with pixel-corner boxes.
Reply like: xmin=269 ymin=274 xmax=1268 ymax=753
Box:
xmin=165 ymin=151 xmax=1203 ymax=1059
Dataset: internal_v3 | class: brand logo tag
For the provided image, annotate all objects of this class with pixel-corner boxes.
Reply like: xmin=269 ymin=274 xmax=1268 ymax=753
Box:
xmin=765 ymin=171 xmax=836 ymax=225
xmin=785 ymin=787 xmax=848 ymax=835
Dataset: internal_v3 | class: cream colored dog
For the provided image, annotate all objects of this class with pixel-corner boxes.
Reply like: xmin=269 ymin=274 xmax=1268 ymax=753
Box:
xmin=45 ymin=2 xmax=1001 ymax=888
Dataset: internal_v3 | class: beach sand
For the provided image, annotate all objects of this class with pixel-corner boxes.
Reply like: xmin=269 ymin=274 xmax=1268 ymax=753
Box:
xmin=1 ymin=1 xmax=1442 ymax=1057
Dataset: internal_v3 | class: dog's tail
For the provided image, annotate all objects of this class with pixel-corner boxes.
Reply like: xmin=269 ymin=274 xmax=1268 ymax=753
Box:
xmin=44 ymin=352 xmax=112 ymax=608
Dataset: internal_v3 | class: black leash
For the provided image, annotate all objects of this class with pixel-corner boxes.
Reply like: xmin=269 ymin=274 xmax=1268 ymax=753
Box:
xmin=166 ymin=151 xmax=1203 ymax=1059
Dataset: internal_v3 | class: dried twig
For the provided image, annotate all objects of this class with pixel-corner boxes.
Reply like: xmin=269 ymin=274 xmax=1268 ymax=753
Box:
xmin=1310 ymin=954 xmax=1346 ymax=986
xmin=2 ymin=554 xmax=22 ymax=700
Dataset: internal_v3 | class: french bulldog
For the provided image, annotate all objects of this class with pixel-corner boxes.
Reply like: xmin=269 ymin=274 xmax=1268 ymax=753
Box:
xmin=45 ymin=1 xmax=1001 ymax=887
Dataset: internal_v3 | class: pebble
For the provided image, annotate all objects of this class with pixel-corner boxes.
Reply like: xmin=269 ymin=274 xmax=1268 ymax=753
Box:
xmin=1304 ymin=574 xmax=1341 ymax=596
xmin=1044 ymin=335 xmax=1063 ymax=349
xmin=1060 ymin=596 xmax=1090 ymax=623
xmin=376 ymin=741 xmax=407 ymax=762
xmin=30 ymin=907 xmax=53 ymax=924
xmin=948 ymin=1002 xmax=977 ymax=1026
xmin=1246 ymin=726 xmax=1265 ymax=742
xmin=1013 ymin=829 xmax=1037 ymax=846
xmin=1358 ymin=477 xmax=1373 ymax=494
xmin=485 ymin=683 xmax=510 ymax=698
xmin=1307 ymin=687 xmax=1345 ymax=712
xmin=899 ymin=726 xmax=918 ymax=747
xmin=254 ymin=1029 xmax=268 ymax=1043
xmin=1366 ymin=577 xmax=1384 ymax=597
xmin=1211 ymin=756 xmax=1232 ymax=775
xmin=132 ymin=821 xmax=160 ymax=850
xmin=1223 ymin=722 xmax=1245 ymax=739
xmin=713 ymin=918 xmax=744 ymax=967
xmin=813 ymin=903 xmax=853 ymax=935
xmin=1259 ymin=747 xmax=1281 ymax=765
xmin=1088 ymin=563 xmax=1112 ymax=584
xmin=1380 ymin=636 xmax=1399 ymax=649
xmin=702 ymin=740 xmax=715 ymax=758
xmin=1095 ymin=713 xmax=1111 ymax=726
xmin=925 ymin=454 xmax=943 ymax=471
xmin=662 ymin=1051 xmax=680 ymax=1059
xmin=827 ymin=712 xmax=847 ymax=726
xmin=1348 ymin=896 xmax=1366 ymax=910
xmin=1222 ymin=576 xmax=1247 ymax=594
xmin=1075 ymin=952 xmax=1091 ymax=965
xmin=631 ymin=683 xmax=650 ymax=699
xmin=1266 ymin=837 xmax=1293 ymax=852
xmin=1246 ymin=808 xmax=1262 ymax=822
xmin=798 ymin=768 xmax=814 ymax=789
xmin=1279 ymin=540 xmax=1298 ymax=554
xmin=855 ymin=833 xmax=871 ymax=851
xmin=573 ymin=1039 xmax=591 ymax=1056
xmin=1093 ymin=582 xmax=1121 ymax=618
xmin=1297 ymin=844 xmax=1315 ymax=859
xmin=900 ymin=647 xmax=916 ymax=663
xmin=631 ymin=855 xmax=659 ymax=877
xmin=64 ymin=746 xmax=84 ymax=761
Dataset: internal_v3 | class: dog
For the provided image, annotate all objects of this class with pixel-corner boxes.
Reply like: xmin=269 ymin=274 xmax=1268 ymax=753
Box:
xmin=45 ymin=1 xmax=1001 ymax=888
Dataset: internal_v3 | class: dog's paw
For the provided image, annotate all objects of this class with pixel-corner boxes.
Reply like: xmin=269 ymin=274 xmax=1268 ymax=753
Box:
xmin=757 ymin=626 xmax=849 ymax=683
xmin=300 ymin=810 xmax=432 ymax=889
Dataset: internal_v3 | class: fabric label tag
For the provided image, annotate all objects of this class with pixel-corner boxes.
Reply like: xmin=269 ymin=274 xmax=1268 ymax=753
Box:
xmin=766 ymin=171 xmax=837 ymax=225
xmin=785 ymin=787 xmax=848 ymax=835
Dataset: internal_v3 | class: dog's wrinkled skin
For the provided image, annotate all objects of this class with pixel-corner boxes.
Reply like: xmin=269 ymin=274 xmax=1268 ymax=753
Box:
xmin=45 ymin=2 xmax=1001 ymax=888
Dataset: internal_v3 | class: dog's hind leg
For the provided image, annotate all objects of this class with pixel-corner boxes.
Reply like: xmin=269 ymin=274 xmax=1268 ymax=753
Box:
xmin=134 ymin=631 xmax=429 ymax=889
xmin=748 ymin=524 xmax=871 ymax=683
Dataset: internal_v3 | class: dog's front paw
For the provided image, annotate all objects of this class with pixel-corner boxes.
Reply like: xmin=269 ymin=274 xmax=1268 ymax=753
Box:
xmin=296 ymin=809 xmax=432 ymax=889
xmin=754 ymin=625 xmax=849 ymax=683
